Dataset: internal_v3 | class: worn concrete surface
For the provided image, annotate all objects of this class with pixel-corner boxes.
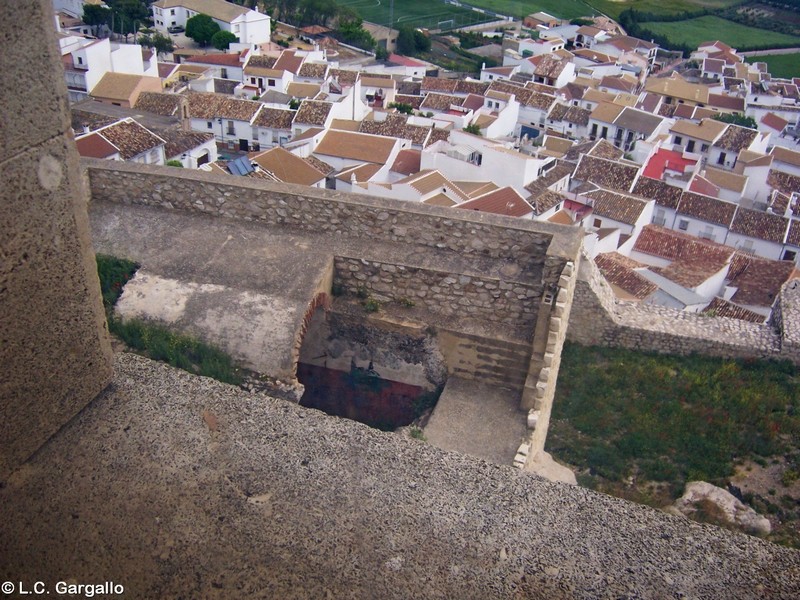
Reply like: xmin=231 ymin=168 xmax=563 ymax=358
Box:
xmin=1 ymin=353 xmax=798 ymax=599
xmin=117 ymin=270 xmax=301 ymax=377
xmin=425 ymin=376 xmax=528 ymax=464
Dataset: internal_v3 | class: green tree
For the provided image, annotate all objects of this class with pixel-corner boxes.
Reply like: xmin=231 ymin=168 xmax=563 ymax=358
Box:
xmin=712 ymin=113 xmax=758 ymax=129
xmin=299 ymin=0 xmax=337 ymax=27
xmin=107 ymin=0 xmax=148 ymax=37
xmin=139 ymin=31 xmax=175 ymax=56
xmin=211 ymin=30 xmax=239 ymax=50
xmin=413 ymin=30 xmax=430 ymax=53
xmin=388 ymin=102 xmax=413 ymax=115
xmin=397 ymin=25 xmax=415 ymax=55
xmin=463 ymin=123 xmax=482 ymax=135
xmin=337 ymin=12 xmax=375 ymax=51
xmin=83 ymin=4 xmax=112 ymax=36
xmin=186 ymin=13 xmax=221 ymax=46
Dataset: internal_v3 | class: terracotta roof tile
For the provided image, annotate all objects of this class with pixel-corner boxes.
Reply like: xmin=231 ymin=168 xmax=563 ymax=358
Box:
xmin=293 ymin=100 xmax=333 ymax=126
xmin=391 ymin=149 xmax=421 ymax=175
xmin=588 ymin=139 xmax=624 ymax=161
xmin=588 ymin=189 xmax=648 ymax=225
xmin=454 ymin=80 xmax=489 ymax=95
xmin=701 ymin=297 xmax=765 ymax=323
xmin=304 ymin=154 xmax=334 ymax=176
xmin=676 ymin=191 xmax=737 ymax=227
xmin=632 ymin=176 xmax=683 ymax=210
xmin=714 ymin=124 xmax=757 ymax=152
xmin=786 ymin=220 xmax=800 ymax=246
xmin=767 ymin=169 xmax=800 ymax=196
xmin=298 ymin=62 xmax=328 ymax=79
xmin=246 ymin=55 xmax=277 ymax=69
xmin=134 ymin=92 xmax=182 ymax=116
xmin=771 ymin=146 xmax=800 ymax=168
xmin=573 ymin=154 xmax=639 ymax=192
xmin=186 ymin=53 xmax=243 ymax=67
xmin=314 ymin=130 xmax=396 ymax=164
xmin=595 ymin=253 xmax=658 ymax=299
xmin=394 ymin=94 xmax=424 ymax=109
xmin=420 ymin=92 xmax=465 ymax=111
xmin=634 ymin=224 xmax=733 ymax=264
xmin=71 ymin=109 xmax=116 ymax=132
xmin=75 ymin=132 xmax=119 ymax=159
xmin=328 ymin=68 xmax=358 ymax=86
xmin=528 ymin=189 xmax=566 ymax=215
xmin=728 ymin=254 xmax=797 ymax=307
xmin=251 ymin=147 xmax=325 ymax=186
xmin=97 ymin=120 xmax=164 ymax=160
xmin=253 ymin=106 xmax=294 ymax=129
xmin=186 ymin=93 xmax=262 ymax=121
xmin=159 ymin=129 xmax=214 ymax=158
xmin=421 ymin=76 xmax=458 ymax=93
xmin=457 ymin=187 xmax=532 ymax=217
xmin=729 ymin=207 xmax=788 ymax=243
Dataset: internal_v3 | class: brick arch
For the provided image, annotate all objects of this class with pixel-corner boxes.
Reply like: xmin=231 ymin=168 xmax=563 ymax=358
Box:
xmin=292 ymin=292 xmax=332 ymax=377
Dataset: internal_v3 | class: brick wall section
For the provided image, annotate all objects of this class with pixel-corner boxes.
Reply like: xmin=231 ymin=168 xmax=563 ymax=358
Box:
xmin=334 ymin=256 xmax=541 ymax=331
xmin=86 ymin=161 xmax=558 ymax=265
xmin=567 ymin=254 xmax=800 ymax=364
xmin=772 ymin=280 xmax=800 ymax=363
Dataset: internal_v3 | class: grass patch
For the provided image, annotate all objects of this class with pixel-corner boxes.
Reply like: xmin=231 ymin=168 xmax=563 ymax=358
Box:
xmin=746 ymin=53 xmax=800 ymax=78
xmin=547 ymin=343 xmax=800 ymax=501
xmin=640 ymin=15 xmax=800 ymax=49
xmin=96 ymin=253 xmax=242 ymax=385
xmin=339 ymin=0 xmax=493 ymax=30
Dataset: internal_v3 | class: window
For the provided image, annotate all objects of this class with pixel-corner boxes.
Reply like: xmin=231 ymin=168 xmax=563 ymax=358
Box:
xmin=717 ymin=152 xmax=726 ymax=165
xmin=783 ymin=249 xmax=797 ymax=262
xmin=653 ymin=208 xmax=666 ymax=227
xmin=593 ymin=218 xmax=602 ymax=228
xmin=207 ymin=121 xmax=212 ymax=129
xmin=170 ymin=9 xmax=175 ymax=15
xmin=221 ymin=68 xmax=228 ymax=79
xmin=674 ymin=135 xmax=682 ymax=145
xmin=699 ymin=225 xmax=715 ymax=241
xmin=678 ymin=219 xmax=689 ymax=231
xmin=701 ymin=143 xmax=709 ymax=152
xmin=227 ymin=120 xmax=235 ymax=135
xmin=601 ymin=126 xmax=608 ymax=139
xmin=686 ymin=140 xmax=695 ymax=153
xmin=77 ymin=56 xmax=83 ymax=65
xmin=268 ymin=79 xmax=276 ymax=87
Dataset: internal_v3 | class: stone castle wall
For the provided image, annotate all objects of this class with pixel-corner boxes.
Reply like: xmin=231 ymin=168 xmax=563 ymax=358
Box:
xmin=86 ymin=161 xmax=558 ymax=266
xmin=567 ymin=254 xmax=800 ymax=364
xmin=333 ymin=256 xmax=541 ymax=332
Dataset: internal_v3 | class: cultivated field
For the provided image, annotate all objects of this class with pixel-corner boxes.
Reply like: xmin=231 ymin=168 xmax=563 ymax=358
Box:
xmin=339 ymin=0 xmax=495 ymax=30
xmin=745 ymin=52 xmax=800 ymax=78
xmin=641 ymin=15 xmax=800 ymax=49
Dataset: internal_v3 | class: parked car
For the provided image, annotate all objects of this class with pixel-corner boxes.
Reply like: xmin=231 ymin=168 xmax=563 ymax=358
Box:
xmin=167 ymin=25 xmax=184 ymax=34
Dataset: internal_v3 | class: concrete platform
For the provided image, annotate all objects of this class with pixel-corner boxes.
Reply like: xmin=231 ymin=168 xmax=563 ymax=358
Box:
xmin=424 ymin=376 xmax=528 ymax=464
xmin=1 ymin=353 xmax=798 ymax=599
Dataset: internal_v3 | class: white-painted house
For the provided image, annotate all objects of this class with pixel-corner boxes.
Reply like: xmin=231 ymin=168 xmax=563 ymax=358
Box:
xmin=151 ymin=0 xmax=271 ymax=45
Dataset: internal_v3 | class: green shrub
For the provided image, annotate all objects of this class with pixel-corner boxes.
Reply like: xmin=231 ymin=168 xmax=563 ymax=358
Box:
xmin=363 ymin=298 xmax=381 ymax=313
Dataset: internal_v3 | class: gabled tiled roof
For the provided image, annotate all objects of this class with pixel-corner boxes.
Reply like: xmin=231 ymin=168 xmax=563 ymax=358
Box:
xmin=390 ymin=149 xmax=421 ymax=176
xmin=713 ymin=124 xmax=757 ymax=152
xmin=246 ymin=55 xmax=278 ymax=69
xmin=251 ymin=147 xmax=325 ymax=186
xmin=298 ymin=62 xmax=328 ymax=79
xmin=707 ymin=93 xmax=745 ymax=112
xmin=771 ymin=146 xmax=800 ymax=168
xmin=304 ymin=154 xmax=334 ymax=176
xmin=728 ymin=253 xmax=797 ymax=307
xmin=274 ymin=50 xmax=304 ymax=74
xmin=563 ymin=105 xmax=591 ymax=125
xmin=394 ymin=94 xmax=424 ymax=109
xmin=633 ymin=225 xmax=732 ymax=263
xmin=613 ymin=107 xmax=663 ymax=136
xmin=729 ymin=207 xmax=788 ymax=243
xmin=457 ymin=187 xmax=532 ymax=217
xmin=454 ymin=80 xmax=489 ymax=95
xmin=96 ymin=120 xmax=164 ymax=160
xmin=313 ymin=130 xmax=397 ymax=164
xmin=632 ymin=176 xmax=683 ymax=210
xmin=595 ymin=253 xmax=658 ymax=300
xmin=767 ymin=169 xmax=800 ymax=196
xmin=531 ymin=54 xmax=569 ymax=79
xmin=420 ymin=93 xmax=464 ymax=111
xmin=573 ymin=154 xmax=639 ymax=192
xmin=75 ymin=132 xmax=119 ymax=159
xmin=159 ymin=129 xmax=214 ymax=158
xmin=134 ymin=92 xmax=182 ymax=116
xmin=528 ymin=190 xmax=566 ymax=215
xmin=396 ymin=170 xmax=469 ymax=201
xmin=186 ymin=93 xmax=262 ymax=121
xmin=587 ymin=189 xmax=648 ymax=225
xmin=426 ymin=128 xmax=451 ymax=146
xmin=328 ymin=68 xmax=359 ymax=86
xmin=253 ymin=107 xmax=294 ymax=129
xmin=587 ymin=139 xmax=624 ymax=161
xmin=676 ymin=191 xmax=737 ymax=227
xmin=71 ymin=109 xmax=116 ymax=132
xmin=786 ymin=220 xmax=800 ymax=247
xmin=761 ymin=112 xmax=789 ymax=132
xmin=701 ymin=297 xmax=765 ymax=323
xmin=293 ymin=100 xmax=333 ymax=126
xmin=421 ymin=76 xmax=458 ymax=93
xmin=186 ymin=53 xmax=243 ymax=67
xmin=524 ymin=161 xmax=574 ymax=199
